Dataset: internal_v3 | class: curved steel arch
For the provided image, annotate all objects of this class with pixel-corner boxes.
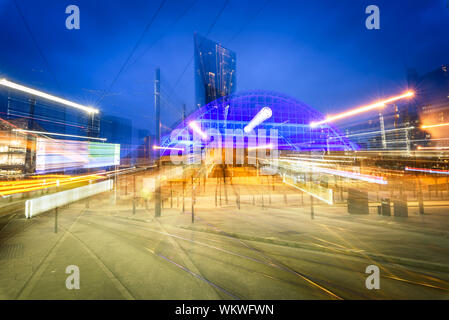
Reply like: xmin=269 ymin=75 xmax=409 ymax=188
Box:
xmin=160 ymin=90 xmax=358 ymax=153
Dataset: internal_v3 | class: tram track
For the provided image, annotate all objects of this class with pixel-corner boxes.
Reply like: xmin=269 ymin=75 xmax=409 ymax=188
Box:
xmin=86 ymin=213 xmax=345 ymax=299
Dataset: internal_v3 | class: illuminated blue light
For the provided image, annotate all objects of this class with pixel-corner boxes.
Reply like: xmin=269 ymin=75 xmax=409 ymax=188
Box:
xmin=160 ymin=91 xmax=358 ymax=153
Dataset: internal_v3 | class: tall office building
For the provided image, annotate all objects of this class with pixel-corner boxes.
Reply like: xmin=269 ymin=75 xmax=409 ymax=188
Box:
xmin=407 ymin=65 xmax=449 ymax=148
xmin=194 ymin=33 xmax=236 ymax=108
xmin=407 ymin=65 xmax=449 ymax=120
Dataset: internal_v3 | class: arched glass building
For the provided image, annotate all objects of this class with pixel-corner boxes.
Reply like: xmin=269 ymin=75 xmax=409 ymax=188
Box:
xmin=160 ymin=90 xmax=357 ymax=153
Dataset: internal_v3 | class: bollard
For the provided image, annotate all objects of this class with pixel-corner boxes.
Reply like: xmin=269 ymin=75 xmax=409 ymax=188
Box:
xmin=133 ymin=198 xmax=136 ymax=215
xmin=446 ymin=176 xmax=449 ymax=196
xmin=284 ymin=193 xmax=287 ymax=204
xmin=310 ymin=195 xmax=314 ymax=220
xmin=54 ymin=207 xmax=58 ymax=234
xmin=435 ymin=178 xmax=439 ymax=198
xmin=418 ymin=189 xmax=424 ymax=215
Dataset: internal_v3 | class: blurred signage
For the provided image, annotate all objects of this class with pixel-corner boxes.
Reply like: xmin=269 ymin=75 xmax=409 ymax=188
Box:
xmin=36 ymin=138 xmax=120 ymax=173
xmin=143 ymin=178 xmax=155 ymax=192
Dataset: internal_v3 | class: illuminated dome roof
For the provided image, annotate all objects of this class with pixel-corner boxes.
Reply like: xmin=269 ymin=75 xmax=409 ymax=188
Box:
xmin=161 ymin=90 xmax=357 ymax=152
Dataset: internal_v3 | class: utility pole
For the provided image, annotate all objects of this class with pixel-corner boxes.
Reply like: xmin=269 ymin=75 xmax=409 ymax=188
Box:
xmin=182 ymin=104 xmax=186 ymax=122
xmin=154 ymin=68 xmax=162 ymax=218
xmin=182 ymin=181 xmax=185 ymax=213
xmin=418 ymin=175 xmax=424 ymax=215
xmin=310 ymin=195 xmax=314 ymax=219
xmin=191 ymin=175 xmax=195 ymax=223
xmin=133 ymin=174 xmax=136 ymax=215
xmin=114 ymin=165 xmax=117 ymax=205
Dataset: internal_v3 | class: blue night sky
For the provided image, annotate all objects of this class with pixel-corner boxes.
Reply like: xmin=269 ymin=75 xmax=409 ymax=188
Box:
xmin=0 ymin=0 xmax=448 ymax=134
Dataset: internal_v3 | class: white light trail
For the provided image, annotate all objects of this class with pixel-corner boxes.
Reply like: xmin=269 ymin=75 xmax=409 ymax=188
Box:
xmin=0 ymin=79 xmax=99 ymax=114
xmin=248 ymin=144 xmax=273 ymax=151
xmin=275 ymin=158 xmax=387 ymax=184
xmin=12 ymin=129 xmax=107 ymax=141
xmin=189 ymin=121 xmax=207 ymax=139
xmin=330 ymin=126 xmax=415 ymax=139
xmin=283 ymin=180 xmax=334 ymax=205
xmin=405 ymin=166 xmax=449 ymax=175
xmin=244 ymin=107 xmax=273 ymax=133
xmin=318 ymin=168 xmax=388 ymax=185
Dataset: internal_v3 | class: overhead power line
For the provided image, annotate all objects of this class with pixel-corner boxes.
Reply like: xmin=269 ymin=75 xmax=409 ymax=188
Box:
xmin=166 ymin=0 xmax=230 ymax=108
xmin=13 ymin=0 xmax=64 ymax=95
xmin=225 ymin=0 xmax=272 ymax=46
xmin=96 ymin=0 xmax=167 ymax=104
xmin=128 ymin=0 xmax=200 ymax=70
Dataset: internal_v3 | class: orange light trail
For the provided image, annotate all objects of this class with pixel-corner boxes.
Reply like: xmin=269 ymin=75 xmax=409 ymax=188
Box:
xmin=0 ymin=174 xmax=105 ymax=197
xmin=0 ymin=167 xmax=139 ymax=197
xmin=310 ymin=91 xmax=414 ymax=127
xmin=421 ymin=122 xmax=449 ymax=129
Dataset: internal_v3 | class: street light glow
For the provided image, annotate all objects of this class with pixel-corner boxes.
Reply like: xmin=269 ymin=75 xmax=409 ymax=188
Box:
xmin=417 ymin=146 xmax=449 ymax=150
xmin=310 ymin=91 xmax=414 ymax=127
xmin=244 ymin=107 xmax=273 ymax=133
xmin=189 ymin=121 xmax=207 ymax=139
xmin=0 ymin=79 xmax=99 ymax=114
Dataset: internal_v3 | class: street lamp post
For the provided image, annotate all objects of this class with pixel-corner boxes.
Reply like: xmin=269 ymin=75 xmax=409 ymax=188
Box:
xmin=154 ymin=68 xmax=161 ymax=218
xmin=418 ymin=175 xmax=424 ymax=215
xmin=310 ymin=195 xmax=314 ymax=219
xmin=54 ymin=207 xmax=58 ymax=233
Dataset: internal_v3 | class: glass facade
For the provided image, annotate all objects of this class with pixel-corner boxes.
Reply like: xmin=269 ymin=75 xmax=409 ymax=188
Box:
xmin=194 ymin=33 xmax=236 ymax=109
xmin=0 ymin=87 xmax=99 ymax=138
xmin=161 ymin=90 xmax=358 ymax=152
xmin=0 ymin=118 xmax=27 ymax=176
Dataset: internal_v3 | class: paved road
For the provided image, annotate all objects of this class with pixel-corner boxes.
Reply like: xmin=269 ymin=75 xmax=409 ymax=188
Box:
xmin=1 ymin=176 xmax=449 ymax=300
